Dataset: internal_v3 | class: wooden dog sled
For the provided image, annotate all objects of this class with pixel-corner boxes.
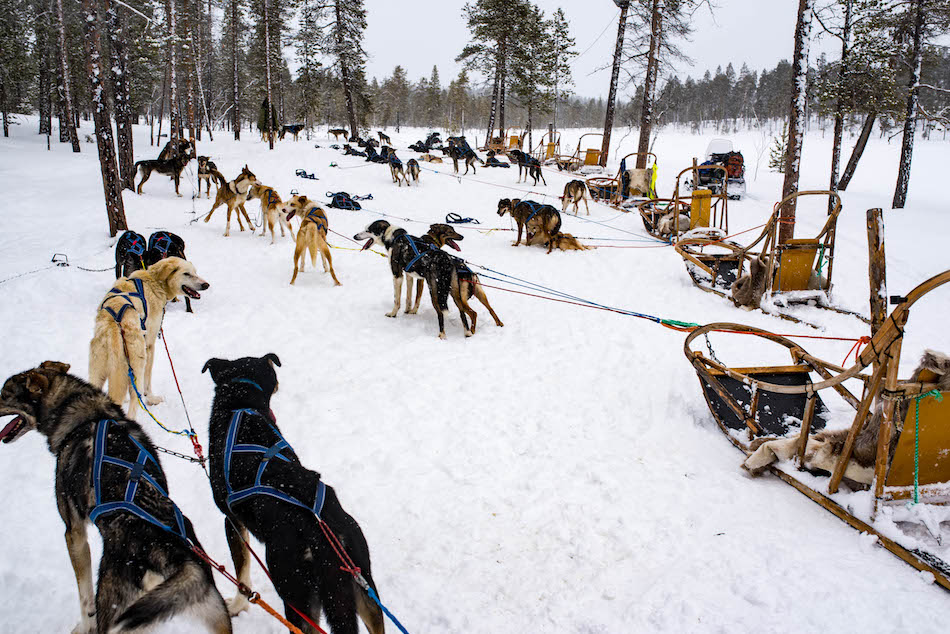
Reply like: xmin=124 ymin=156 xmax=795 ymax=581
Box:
xmin=683 ymin=269 xmax=950 ymax=589
xmin=637 ymin=164 xmax=729 ymax=241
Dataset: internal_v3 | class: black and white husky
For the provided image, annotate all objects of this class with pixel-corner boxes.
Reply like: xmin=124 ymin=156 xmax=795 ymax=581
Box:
xmin=354 ymin=219 xmax=472 ymax=339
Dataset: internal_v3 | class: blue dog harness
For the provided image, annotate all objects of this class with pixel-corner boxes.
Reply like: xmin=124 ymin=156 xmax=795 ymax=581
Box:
xmin=89 ymin=419 xmax=189 ymax=540
xmin=397 ymin=234 xmax=434 ymax=273
xmin=305 ymin=209 xmax=327 ymax=232
xmin=149 ymin=232 xmax=173 ymax=258
xmin=521 ymin=200 xmax=546 ymax=224
xmin=223 ymin=408 xmax=327 ymax=517
xmin=125 ymin=234 xmax=146 ymax=257
xmin=101 ymin=277 xmax=148 ymax=330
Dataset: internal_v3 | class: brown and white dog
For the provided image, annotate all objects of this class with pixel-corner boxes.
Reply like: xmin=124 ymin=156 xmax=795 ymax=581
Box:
xmin=561 ymin=180 xmax=590 ymax=215
xmin=196 ymin=156 xmax=219 ymax=199
xmin=417 ymin=153 xmax=443 ymax=164
xmin=544 ymin=232 xmax=593 ymax=253
xmin=247 ymin=183 xmax=295 ymax=244
xmin=286 ymin=195 xmax=341 ymax=286
xmin=203 ymin=165 xmax=259 ymax=237
xmin=89 ymin=257 xmax=209 ymax=420
xmin=497 ymin=198 xmax=562 ymax=249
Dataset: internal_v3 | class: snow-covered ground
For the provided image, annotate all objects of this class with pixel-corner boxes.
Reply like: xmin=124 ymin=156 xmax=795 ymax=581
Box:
xmin=0 ymin=116 xmax=948 ymax=633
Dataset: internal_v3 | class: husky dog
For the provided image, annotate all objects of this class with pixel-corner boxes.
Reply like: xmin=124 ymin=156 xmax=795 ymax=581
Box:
xmin=89 ymin=257 xmax=209 ymax=419
xmin=114 ymin=230 xmax=148 ymax=279
xmin=247 ymin=183 xmax=295 ymax=244
xmin=135 ymin=151 xmax=192 ymax=197
xmin=286 ymin=195 xmax=341 ymax=286
xmin=417 ymin=153 xmax=443 ymax=164
xmin=743 ymin=351 xmax=950 ymax=485
xmin=280 ymin=123 xmax=305 ymax=141
xmin=544 ymin=232 xmax=592 ymax=253
xmin=389 ymin=151 xmax=407 ymax=187
xmin=203 ymin=165 xmax=259 ymax=237
xmin=158 ymin=138 xmax=195 ymax=162
xmin=354 ymin=219 xmax=472 ymax=339
xmin=446 ymin=139 xmax=483 ymax=175
xmin=196 ymin=156 xmax=219 ymax=199
xmin=731 ymin=254 xmax=769 ymax=309
xmin=497 ymin=198 xmax=562 ymax=248
xmin=561 ymin=180 xmax=590 ymax=215
xmin=420 ymin=223 xmax=503 ymax=332
xmin=201 ymin=354 xmax=385 ymax=634
xmin=406 ymin=158 xmax=420 ymax=185
xmin=144 ymin=231 xmax=194 ymax=313
xmin=656 ymin=211 xmax=690 ymax=237
xmin=508 ymin=149 xmax=546 ymax=186
xmin=377 ymin=130 xmax=392 ymax=146
xmin=328 ymin=128 xmax=348 ymax=141
xmin=0 ymin=361 xmax=231 ymax=634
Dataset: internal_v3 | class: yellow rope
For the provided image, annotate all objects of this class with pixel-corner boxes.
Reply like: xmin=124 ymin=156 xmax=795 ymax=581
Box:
xmin=328 ymin=243 xmax=386 ymax=258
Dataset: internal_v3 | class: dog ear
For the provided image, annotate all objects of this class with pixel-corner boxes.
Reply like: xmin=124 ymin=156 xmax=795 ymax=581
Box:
xmin=263 ymin=353 xmax=281 ymax=367
xmin=39 ymin=361 xmax=70 ymax=375
xmin=201 ymin=358 xmax=224 ymax=378
xmin=25 ymin=371 xmax=49 ymax=398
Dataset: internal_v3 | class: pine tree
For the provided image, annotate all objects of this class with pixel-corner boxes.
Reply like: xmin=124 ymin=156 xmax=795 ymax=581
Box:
xmin=769 ymin=121 xmax=789 ymax=173
xmin=426 ymin=65 xmax=442 ymax=126
xmin=511 ymin=4 xmax=555 ymax=150
xmin=323 ymin=0 xmax=368 ymax=139
xmin=0 ymin=0 xmax=34 ymax=137
xmin=548 ymin=8 xmax=576 ymax=134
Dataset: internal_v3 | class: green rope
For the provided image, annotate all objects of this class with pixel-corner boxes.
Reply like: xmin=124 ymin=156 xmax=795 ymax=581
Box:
xmin=815 ymin=244 xmax=827 ymax=277
xmin=911 ymin=389 xmax=944 ymax=505
xmin=660 ymin=318 xmax=701 ymax=329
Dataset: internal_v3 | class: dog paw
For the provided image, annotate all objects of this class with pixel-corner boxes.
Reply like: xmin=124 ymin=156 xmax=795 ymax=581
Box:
xmin=227 ymin=595 xmax=250 ymax=616
xmin=438 ymin=332 xmax=446 ymax=340
xmin=145 ymin=395 xmax=164 ymax=406
xmin=385 ymin=312 xmax=397 ymax=318
xmin=464 ymin=330 xmax=473 ymax=337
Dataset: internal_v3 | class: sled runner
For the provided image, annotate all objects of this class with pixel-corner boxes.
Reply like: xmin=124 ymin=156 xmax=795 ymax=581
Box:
xmin=586 ymin=152 xmax=658 ymax=208
xmin=683 ymin=269 xmax=950 ymax=590
xmin=637 ymin=164 xmax=729 ymax=241
xmin=675 ymin=190 xmax=866 ymax=324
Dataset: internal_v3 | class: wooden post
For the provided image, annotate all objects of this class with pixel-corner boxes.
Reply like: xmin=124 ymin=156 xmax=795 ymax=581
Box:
xmin=867 ymin=208 xmax=887 ymax=339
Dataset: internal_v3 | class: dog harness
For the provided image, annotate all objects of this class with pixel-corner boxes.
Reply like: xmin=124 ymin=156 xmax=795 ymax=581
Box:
xmin=223 ymin=408 xmax=327 ymax=517
xmin=305 ymin=209 xmax=327 ymax=231
xmin=397 ymin=234 xmax=434 ymax=272
xmin=327 ymin=191 xmax=362 ymax=211
xmin=122 ymin=233 xmax=146 ymax=258
xmin=149 ymin=232 xmax=173 ymax=258
xmin=101 ymin=277 xmax=148 ymax=330
xmin=89 ymin=419 xmax=189 ymax=540
xmin=521 ymin=200 xmax=547 ymax=224
xmin=389 ymin=154 xmax=403 ymax=168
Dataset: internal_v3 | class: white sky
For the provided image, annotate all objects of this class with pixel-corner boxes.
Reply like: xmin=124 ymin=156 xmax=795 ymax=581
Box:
xmin=362 ymin=0 xmax=839 ymax=99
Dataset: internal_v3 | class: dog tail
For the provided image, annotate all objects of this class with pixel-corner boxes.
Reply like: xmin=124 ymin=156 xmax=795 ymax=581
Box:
xmin=210 ymin=169 xmax=227 ymax=188
xmin=112 ymin=560 xmax=223 ymax=631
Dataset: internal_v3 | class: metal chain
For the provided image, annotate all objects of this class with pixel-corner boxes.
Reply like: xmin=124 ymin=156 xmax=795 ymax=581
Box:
xmin=154 ymin=444 xmax=205 ymax=463
xmin=704 ymin=333 xmax=722 ymax=365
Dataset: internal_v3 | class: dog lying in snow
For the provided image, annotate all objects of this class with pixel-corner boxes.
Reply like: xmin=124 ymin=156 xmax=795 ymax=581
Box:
xmin=743 ymin=350 xmax=950 ymax=485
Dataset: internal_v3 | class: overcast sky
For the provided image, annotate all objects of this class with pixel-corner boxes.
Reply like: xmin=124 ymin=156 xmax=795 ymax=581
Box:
xmin=362 ymin=1 xmax=838 ymax=99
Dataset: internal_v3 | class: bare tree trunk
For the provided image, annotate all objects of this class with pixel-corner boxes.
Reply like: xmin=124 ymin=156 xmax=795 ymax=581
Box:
xmin=108 ymin=5 xmax=134 ymax=190
xmin=780 ymin=0 xmax=815 ymax=243
xmin=81 ymin=0 xmax=128 ymax=236
xmin=498 ymin=36 xmax=507 ymax=139
xmin=166 ymin=0 xmax=181 ymax=143
xmin=838 ymin=111 xmax=874 ymax=191
xmin=231 ymin=0 xmax=240 ymax=140
xmin=892 ymin=0 xmax=924 ymax=209
xmin=636 ymin=0 xmax=663 ymax=169
xmin=56 ymin=0 xmax=80 ymax=151
xmin=334 ymin=0 xmax=358 ymax=140
xmin=180 ymin=0 xmax=196 ymax=139
xmin=157 ymin=66 xmax=167 ymax=145
xmin=485 ymin=63 xmax=500 ymax=148
xmin=828 ymin=0 xmax=852 ymax=213
xmin=263 ymin=0 xmax=275 ymax=149
xmin=36 ymin=0 xmax=54 ymax=136
xmin=601 ymin=1 xmax=630 ymax=167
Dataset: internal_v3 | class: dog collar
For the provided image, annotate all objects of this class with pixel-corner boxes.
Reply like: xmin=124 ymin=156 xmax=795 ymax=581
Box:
xmin=230 ymin=378 xmax=263 ymax=392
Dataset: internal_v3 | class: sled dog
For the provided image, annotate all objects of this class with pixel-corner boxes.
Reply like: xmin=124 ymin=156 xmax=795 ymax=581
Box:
xmin=497 ymin=198 xmax=562 ymax=248
xmin=286 ymin=195 xmax=341 ymax=286
xmin=0 ymin=361 xmax=231 ymax=634
xmin=89 ymin=257 xmax=209 ymax=420
xmin=354 ymin=219 xmax=472 ymax=339
xmin=561 ymin=180 xmax=590 ymax=215
xmin=196 ymin=156 xmax=219 ymax=199
xmin=201 ymin=354 xmax=385 ymax=633
xmin=247 ymin=184 xmax=295 ymax=244
xmin=203 ymin=165 xmax=258 ymax=237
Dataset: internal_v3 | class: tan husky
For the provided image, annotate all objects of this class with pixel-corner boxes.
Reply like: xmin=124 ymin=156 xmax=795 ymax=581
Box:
xmin=203 ymin=165 xmax=259 ymax=236
xmin=286 ymin=195 xmax=341 ymax=286
xmin=247 ymin=183 xmax=295 ymax=244
xmin=89 ymin=258 xmax=209 ymax=420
